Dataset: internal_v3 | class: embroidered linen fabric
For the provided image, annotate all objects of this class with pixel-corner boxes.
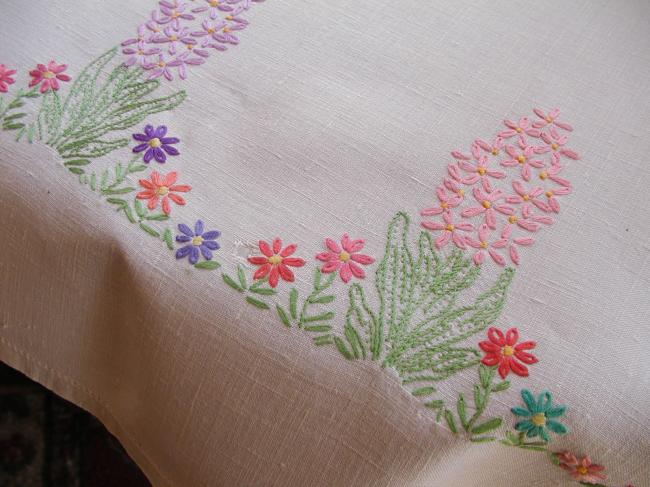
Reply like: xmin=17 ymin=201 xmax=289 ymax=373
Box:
xmin=1 ymin=1 xmax=649 ymax=486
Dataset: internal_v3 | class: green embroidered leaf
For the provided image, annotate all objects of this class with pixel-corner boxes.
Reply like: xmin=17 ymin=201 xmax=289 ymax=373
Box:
xmin=58 ymin=137 xmax=130 ymax=159
xmin=67 ymin=167 xmax=84 ymax=175
xmin=103 ymin=186 xmax=135 ymax=195
xmin=376 ymin=212 xmax=416 ymax=347
xmin=473 ymin=384 xmax=485 ymax=410
xmin=3 ymin=113 xmax=27 ymax=121
xmin=308 ymin=294 xmax=335 ymax=304
xmin=42 ymin=91 xmax=63 ymax=138
xmin=134 ymin=199 xmax=147 ymax=218
xmin=249 ymin=287 xmax=276 ymax=296
xmin=492 ymin=380 xmax=511 ymax=392
xmin=333 ymin=336 xmax=353 ymax=360
xmin=304 ymin=325 xmax=332 ymax=332
xmin=457 ymin=393 xmax=468 ymax=429
xmin=139 ymin=223 xmax=160 ymax=237
xmin=469 ymin=436 xmax=496 ymax=443
xmin=444 ymin=409 xmax=458 ymax=434
xmin=470 ymin=417 xmax=502 ymax=435
xmin=64 ymin=159 xmax=91 ymax=166
xmin=106 ymin=197 xmax=127 ymax=207
xmin=302 ymin=312 xmax=334 ymax=323
xmin=343 ymin=321 xmax=366 ymax=359
xmin=424 ymin=400 xmax=444 ymax=410
xmin=289 ymin=288 xmax=298 ymax=320
xmin=144 ymin=213 xmax=170 ymax=222
xmin=276 ymin=305 xmax=291 ymax=327
xmin=223 ymin=274 xmax=244 ymax=292
xmin=237 ymin=266 xmax=247 ymax=289
xmin=195 ymin=261 xmax=220 ymax=270
xmin=246 ymin=296 xmax=269 ymax=309
xmin=394 ymin=346 xmax=481 ymax=379
xmin=345 ymin=284 xmax=380 ymax=359
xmin=313 ymin=335 xmax=333 ymax=346
xmin=478 ymin=364 xmax=495 ymax=389
xmin=2 ymin=123 xmax=24 ymax=130
xmin=411 ymin=386 xmax=435 ymax=397
xmin=163 ymin=228 xmax=174 ymax=250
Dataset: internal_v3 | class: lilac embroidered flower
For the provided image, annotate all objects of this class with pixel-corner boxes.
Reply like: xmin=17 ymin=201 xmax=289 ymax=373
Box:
xmin=159 ymin=1 xmax=195 ymax=29
xmin=191 ymin=18 xmax=246 ymax=45
xmin=143 ymin=53 xmax=178 ymax=81
xmin=121 ymin=24 xmax=153 ymax=46
xmin=153 ymin=26 xmax=196 ymax=55
xmin=122 ymin=41 xmax=162 ymax=68
xmin=192 ymin=0 xmax=234 ymax=19
xmin=169 ymin=51 xmax=206 ymax=79
xmin=132 ymin=124 xmax=180 ymax=163
xmin=176 ymin=220 xmax=221 ymax=264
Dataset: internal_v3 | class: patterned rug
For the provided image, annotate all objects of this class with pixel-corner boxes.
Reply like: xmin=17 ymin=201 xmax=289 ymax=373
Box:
xmin=0 ymin=362 xmax=150 ymax=487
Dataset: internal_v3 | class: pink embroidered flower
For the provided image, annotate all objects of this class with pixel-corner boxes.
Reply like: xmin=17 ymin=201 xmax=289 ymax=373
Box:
xmin=474 ymin=137 xmax=506 ymax=157
xmin=461 ymin=187 xmax=513 ymax=229
xmin=555 ymin=452 xmax=606 ymax=484
xmin=535 ymin=127 xmax=580 ymax=164
xmin=499 ymin=117 xmax=540 ymax=142
xmin=536 ymin=163 xmax=571 ymax=188
xmin=506 ymin=205 xmax=553 ymax=233
xmin=465 ymin=224 xmax=508 ymax=266
xmin=457 ymin=154 xmax=506 ymax=192
xmin=137 ymin=171 xmax=191 ymax=215
xmin=421 ymin=186 xmax=462 ymax=217
xmin=532 ymin=107 xmax=573 ymax=131
xmin=316 ymin=234 xmax=375 ymax=283
xmin=500 ymin=223 xmax=534 ymax=265
xmin=123 ymin=41 xmax=162 ymax=68
xmin=543 ymin=185 xmax=571 ymax=213
xmin=421 ymin=211 xmax=473 ymax=249
xmin=248 ymin=238 xmax=306 ymax=288
xmin=28 ymin=61 xmax=71 ymax=93
xmin=506 ymin=180 xmax=551 ymax=213
xmin=0 ymin=64 xmax=16 ymax=93
xmin=501 ymin=141 xmax=545 ymax=181
xmin=479 ymin=327 xmax=538 ymax=379
xmin=442 ymin=176 xmax=467 ymax=199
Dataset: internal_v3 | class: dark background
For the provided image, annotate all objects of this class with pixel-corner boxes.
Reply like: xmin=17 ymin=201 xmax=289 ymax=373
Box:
xmin=0 ymin=362 xmax=150 ymax=487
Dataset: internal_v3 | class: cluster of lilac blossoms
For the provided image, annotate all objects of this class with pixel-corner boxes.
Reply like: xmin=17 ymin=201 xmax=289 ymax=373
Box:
xmin=121 ymin=0 xmax=263 ymax=81
xmin=421 ymin=108 xmax=580 ymax=266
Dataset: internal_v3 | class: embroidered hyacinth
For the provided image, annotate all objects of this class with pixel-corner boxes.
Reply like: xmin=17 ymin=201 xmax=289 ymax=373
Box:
xmin=421 ymin=108 xmax=579 ymax=266
xmin=248 ymin=238 xmax=306 ymax=288
xmin=554 ymin=451 xmax=607 ymax=484
xmin=132 ymin=124 xmax=180 ymax=163
xmin=316 ymin=234 xmax=375 ymax=283
xmin=137 ymin=171 xmax=191 ymax=215
xmin=176 ymin=220 xmax=221 ymax=264
xmin=511 ymin=389 xmax=568 ymax=442
xmin=28 ymin=61 xmax=71 ymax=93
xmin=479 ymin=327 xmax=537 ymax=379
xmin=0 ymin=64 xmax=16 ymax=93
xmin=120 ymin=0 xmax=262 ymax=80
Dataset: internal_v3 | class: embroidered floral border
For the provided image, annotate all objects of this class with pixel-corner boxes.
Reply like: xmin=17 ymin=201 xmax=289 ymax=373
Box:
xmin=0 ymin=2 xmax=635 ymax=486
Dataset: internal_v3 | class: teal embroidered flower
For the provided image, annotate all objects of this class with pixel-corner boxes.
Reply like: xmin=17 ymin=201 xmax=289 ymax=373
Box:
xmin=511 ymin=389 xmax=568 ymax=442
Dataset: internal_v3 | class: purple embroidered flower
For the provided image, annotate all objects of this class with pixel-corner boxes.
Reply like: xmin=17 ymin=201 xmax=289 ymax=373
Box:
xmin=143 ymin=53 xmax=176 ymax=81
xmin=153 ymin=26 xmax=196 ymax=55
xmin=192 ymin=19 xmax=246 ymax=45
xmin=170 ymin=51 xmax=206 ymax=79
xmin=176 ymin=220 xmax=221 ymax=264
xmin=121 ymin=24 xmax=151 ymax=46
xmin=122 ymin=41 xmax=162 ymax=68
xmin=132 ymin=125 xmax=180 ymax=163
xmin=159 ymin=1 xmax=195 ymax=29
xmin=192 ymin=0 xmax=234 ymax=19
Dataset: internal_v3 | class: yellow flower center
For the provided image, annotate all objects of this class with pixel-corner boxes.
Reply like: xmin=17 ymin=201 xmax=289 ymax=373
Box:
xmin=268 ymin=255 xmax=283 ymax=265
xmin=158 ymin=61 xmax=166 ymax=67
xmin=516 ymin=127 xmax=523 ymax=133
xmin=482 ymin=200 xmax=491 ymax=209
xmin=43 ymin=71 xmax=55 ymax=79
xmin=545 ymin=190 xmax=554 ymax=197
xmin=172 ymin=11 xmax=181 ymax=18
xmin=149 ymin=137 xmax=162 ymax=148
xmin=478 ymin=167 xmax=486 ymax=176
xmin=503 ymin=345 xmax=514 ymax=356
xmin=532 ymin=413 xmax=546 ymax=426
xmin=137 ymin=49 xmax=145 ymax=55
xmin=577 ymin=466 xmax=589 ymax=475
xmin=156 ymin=186 xmax=169 ymax=196
xmin=480 ymin=241 xmax=488 ymax=249
xmin=210 ymin=0 xmax=220 ymax=5
xmin=225 ymin=14 xmax=233 ymax=20
xmin=223 ymin=27 xmax=231 ymax=33
xmin=458 ymin=189 xmax=465 ymax=197
xmin=546 ymin=116 xmax=553 ymax=123
xmin=491 ymin=148 xmax=499 ymax=155
xmin=445 ymin=224 xmax=455 ymax=232
xmin=517 ymin=155 xmax=526 ymax=164
xmin=508 ymin=215 xmax=518 ymax=224
xmin=170 ymin=35 xmax=178 ymax=41
xmin=539 ymin=171 xmax=548 ymax=180
xmin=208 ymin=27 xmax=215 ymax=33
xmin=192 ymin=236 xmax=204 ymax=246
xmin=440 ymin=202 xmax=449 ymax=209
xmin=522 ymin=194 xmax=530 ymax=201
xmin=187 ymin=44 xmax=194 ymax=50
xmin=339 ymin=251 xmax=351 ymax=262
xmin=551 ymin=142 xmax=559 ymax=150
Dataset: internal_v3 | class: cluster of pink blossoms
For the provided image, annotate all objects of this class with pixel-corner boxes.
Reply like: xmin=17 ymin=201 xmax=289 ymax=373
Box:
xmin=121 ymin=0 xmax=263 ymax=81
xmin=421 ymin=108 xmax=579 ymax=266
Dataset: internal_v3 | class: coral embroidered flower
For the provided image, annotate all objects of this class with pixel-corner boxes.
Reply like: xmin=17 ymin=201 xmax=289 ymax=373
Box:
xmin=175 ymin=220 xmax=221 ymax=264
xmin=532 ymin=107 xmax=573 ymax=131
xmin=506 ymin=180 xmax=550 ymax=213
xmin=132 ymin=124 xmax=180 ymax=163
xmin=465 ymin=224 xmax=508 ymax=266
xmin=0 ymin=64 xmax=17 ymax=93
xmin=479 ymin=327 xmax=537 ymax=378
xmin=421 ymin=211 xmax=473 ymax=249
xmin=501 ymin=141 xmax=545 ymax=181
xmin=461 ymin=187 xmax=513 ymax=229
xmin=511 ymin=389 xmax=568 ymax=442
xmin=500 ymin=223 xmax=534 ymax=265
xmin=457 ymin=154 xmax=506 ymax=192
xmin=555 ymin=451 xmax=607 ymax=484
xmin=420 ymin=186 xmax=462 ymax=217
xmin=499 ymin=116 xmax=541 ymax=142
xmin=248 ymin=238 xmax=306 ymax=288
xmin=506 ymin=205 xmax=554 ymax=233
xmin=137 ymin=171 xmax=191 ymax=215
xmin=28 ymin=61 xmax=71 ymax=93
xmin=316 ymin=234 xmax=375 ymax=283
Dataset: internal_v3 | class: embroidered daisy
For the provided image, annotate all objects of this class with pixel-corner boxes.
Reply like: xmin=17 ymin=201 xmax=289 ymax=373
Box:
xmin=0 ymin=64 xmax=17 ymax=93
xmin=248 ymin=238 xmax=305 ymax=288
xmin=137 ymin=171 xmax=191 ymax=215
xmin=28 ymin=61 xmax=71 ymax=93
xmin=555 ymin=452 xmax=607 ymax=484
xmin=479 ymin=327 xmax=538 ymax=378
xmin=175 ymin=220 xmax=221 ymax=264
xmin=132 ymin=124 xmax=180 ymax=163
xmin=315 ymin=234 xmax=375 ymax=283
xmin=511 ymin=389 xmax=568 ymax=442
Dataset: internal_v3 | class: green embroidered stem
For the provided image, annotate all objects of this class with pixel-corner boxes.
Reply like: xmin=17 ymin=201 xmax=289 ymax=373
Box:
xmin=1 ymin=86 xmax=41 ymax=141
xmin=222 ymin=266 xmax=276 ymax=310
xmin=500 ymin=430 xmax=548 ymax=452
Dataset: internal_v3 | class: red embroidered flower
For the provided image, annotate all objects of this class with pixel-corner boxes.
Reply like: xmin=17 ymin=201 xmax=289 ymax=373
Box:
xmin=248 ymin=238 xmax=305 ymax=288
xmin=315 ymin=234 xmax=375 ymax=283
xmin=137 ymin=171 xmax=191 ymax=215
xmin=555 ymin=451 xmax=606 ymax=484
xmin=479 ymin=327 xmax=538 ymax=379
xmin=29 ymin=61 xmax=71 ymax=93
xmin=0 ymin=64 xmax=17 ymax=93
